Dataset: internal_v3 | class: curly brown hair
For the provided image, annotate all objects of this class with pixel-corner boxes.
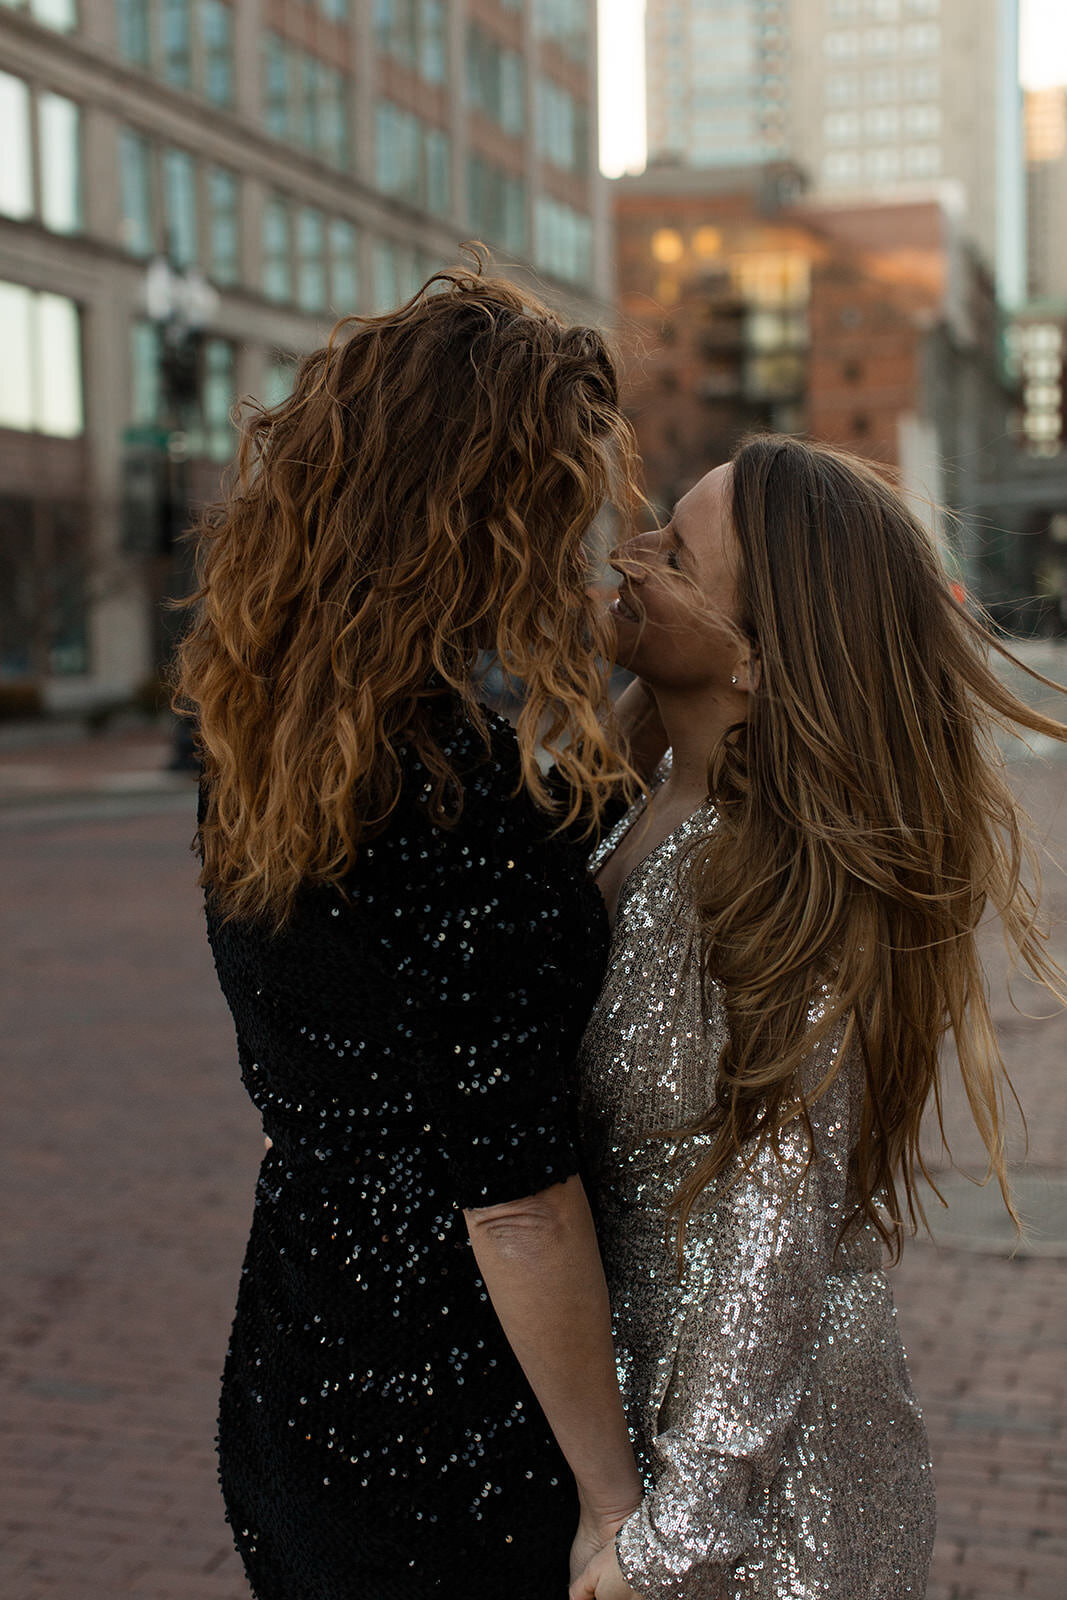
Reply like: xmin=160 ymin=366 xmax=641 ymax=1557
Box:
xmin=671 ymin=435 xmax=1066 ymax=1260
xmin=177 ymin=266 xmax=642 ymax=925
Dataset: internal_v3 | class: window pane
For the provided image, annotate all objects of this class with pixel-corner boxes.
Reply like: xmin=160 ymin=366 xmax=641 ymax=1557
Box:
xmin=0 ymin=281 xmax=34 ymax=431
xmin=207 ymin=166 xmax=239 ymax=284
xmin=420 ymin=0 xmax=447 ymax=83
xmin=263 ymin=352 xmax=296 ymax=407
xmin=130 ymin=320 xmax=161 ymax=424
xmin=116 ymin=0 xmax=150 ymax=64
xmin=38 ymin=92 xmax=82 ymax=234
xmin=376 ymin=102 xmax=420 ymax=201
xmin=162 ymin=147 xmax=197 ymax=267
xmin=36 ymin=293 xmax=83 ymax=437
xmin=161 ymin=0 xmax=192 ymax=88
xmin=263 ymin=35 xmax=291 ymax=139
xmin=319 ymin=66 xmax=350 ymax=169
xmin=262 ymin=195 xmax=291 ymax=301
xmin=201 ymin=0 xmax=234 ymax=108
xmin=201 ymin=336 xmax=236 ymax=461
xmin=118 ymin=128 xmax=154 ymax=255
xmin=0 ymin=73 xmax=32 ymax=222
xmin=425 ymin=127 xmax=450 ymax=216
xmin=297 ymin=206 xmax=326 ymax=312
xmin=328 ymin=218 xmax=359 ymax=311
xmin=29 ymin=0 xmax=77 ymax=32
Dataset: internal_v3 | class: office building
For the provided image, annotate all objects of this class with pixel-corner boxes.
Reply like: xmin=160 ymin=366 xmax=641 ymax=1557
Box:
xmin=644 ymin=0 xmax=1025 ymax=304
xmin=0 ymin=0 xmax=606 ymax=704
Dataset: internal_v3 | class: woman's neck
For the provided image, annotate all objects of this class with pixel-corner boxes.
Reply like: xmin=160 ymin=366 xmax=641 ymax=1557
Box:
xmin=652 ymin=683 xmax=745 ymax=808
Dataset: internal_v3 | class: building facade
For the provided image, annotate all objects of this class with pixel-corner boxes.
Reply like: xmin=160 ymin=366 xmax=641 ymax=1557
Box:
xmin=0 ymin=0 xmax=607 ymax=705
xmin=644 ymin=0 xmax=1025 ymax=304
xmin=613 ymin=164 xmax=1017 ymax=598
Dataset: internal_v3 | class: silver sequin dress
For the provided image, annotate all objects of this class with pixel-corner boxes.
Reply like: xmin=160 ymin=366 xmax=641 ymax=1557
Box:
xmin=578 ymin=777 xmax=936 ymax=1600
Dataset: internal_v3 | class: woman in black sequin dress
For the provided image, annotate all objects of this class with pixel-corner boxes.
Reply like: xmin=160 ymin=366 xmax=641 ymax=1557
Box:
xmin=177 ymin=270 xmax=658 ymax=1600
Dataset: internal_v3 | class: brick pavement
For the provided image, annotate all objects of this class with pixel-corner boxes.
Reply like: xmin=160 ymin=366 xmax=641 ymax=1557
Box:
xmin=0 ymin=725 xmax=1065 ymax=1599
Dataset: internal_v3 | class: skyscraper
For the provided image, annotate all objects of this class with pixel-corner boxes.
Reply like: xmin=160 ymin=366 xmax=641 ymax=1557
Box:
xmin=643 ymin=0 xmax=1025 ymax=303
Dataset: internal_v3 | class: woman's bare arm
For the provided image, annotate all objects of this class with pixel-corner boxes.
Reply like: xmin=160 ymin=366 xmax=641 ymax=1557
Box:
xmin=465 ymin=1175 xmax=642 ymax=1533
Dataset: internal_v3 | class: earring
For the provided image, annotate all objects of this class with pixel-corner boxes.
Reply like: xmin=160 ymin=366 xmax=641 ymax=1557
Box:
xmin=730 ymin=673 xmax=739 ymax=686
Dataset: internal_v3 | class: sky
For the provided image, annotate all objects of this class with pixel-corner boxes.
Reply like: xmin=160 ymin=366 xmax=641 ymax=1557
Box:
xmin=599 ymin=0 xmax=1067 ymax=178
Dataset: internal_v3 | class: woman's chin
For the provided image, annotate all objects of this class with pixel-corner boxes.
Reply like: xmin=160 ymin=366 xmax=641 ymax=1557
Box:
xmin=607 ymin=607 xmax=641 ymax=673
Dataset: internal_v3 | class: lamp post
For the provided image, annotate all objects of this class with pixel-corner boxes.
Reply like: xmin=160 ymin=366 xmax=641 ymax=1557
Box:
xmin=142 ymin=254 xmax=218 ymax=768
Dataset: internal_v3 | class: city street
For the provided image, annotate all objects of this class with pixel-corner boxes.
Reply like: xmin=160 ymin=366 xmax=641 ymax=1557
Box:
xmin=1 ymin=670 xmax=1065 ymax=1600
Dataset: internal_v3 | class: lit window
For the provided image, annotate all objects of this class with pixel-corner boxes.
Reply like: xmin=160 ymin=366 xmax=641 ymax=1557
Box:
xmin=0 ymin=280 xmax=83 ymax=437
xmin=38 ymin=91 xmax=82 ymax=234
xmin=651 ymin=228 xmax=684 ymax=264
xmin=0 ymin=72 xmax=33 ymax=222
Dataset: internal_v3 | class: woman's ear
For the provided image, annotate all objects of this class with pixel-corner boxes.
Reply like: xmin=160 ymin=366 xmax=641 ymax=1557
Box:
xmin=733 ymin=652 xmax=760 ymax=694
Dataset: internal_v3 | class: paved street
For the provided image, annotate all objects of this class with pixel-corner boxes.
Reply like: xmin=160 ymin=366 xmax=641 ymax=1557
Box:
xmin=1 ymin=669 xmax=1065 ymax=1600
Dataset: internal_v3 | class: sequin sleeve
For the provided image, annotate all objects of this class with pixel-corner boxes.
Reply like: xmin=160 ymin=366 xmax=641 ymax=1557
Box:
xmin=615 ymin=1026 xmax=860 ymax=1600
xmin=401 ymin=820 xmax=587 ymax=1213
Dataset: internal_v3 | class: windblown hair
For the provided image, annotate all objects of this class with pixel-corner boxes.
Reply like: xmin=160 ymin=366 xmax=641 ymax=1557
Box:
xmin=672 ymin=434 xmax=1067 ymax=1259
xmin=177 ymin=266 xmax=642 ymax=925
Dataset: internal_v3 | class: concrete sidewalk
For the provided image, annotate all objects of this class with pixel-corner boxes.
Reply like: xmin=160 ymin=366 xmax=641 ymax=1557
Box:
xmin=1 ymin=719 xmax=1065 ymax=1600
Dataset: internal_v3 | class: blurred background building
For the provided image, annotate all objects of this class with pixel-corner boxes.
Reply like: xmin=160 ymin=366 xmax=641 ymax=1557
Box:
xmin=0 ymin=0 xmax=606 ymax=707
xmin=1 ymin=0 xmax=1065 ymax=717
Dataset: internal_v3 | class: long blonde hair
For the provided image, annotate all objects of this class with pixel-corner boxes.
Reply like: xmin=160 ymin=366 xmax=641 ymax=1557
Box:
xmin=178 ymin=267 xmax=641 ymax=925
xmin=674 ymin=435 xmax=1066 ymax=1257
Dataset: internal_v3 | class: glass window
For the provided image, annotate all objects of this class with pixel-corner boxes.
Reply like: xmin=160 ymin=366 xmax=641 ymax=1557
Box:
xmin=902 ymin=21 xmax=939 ymax=52
xmin=865 ymin=145 xmax=901 ymax=180
xmin=534 ymin=195 xmax=592 ymax=286
xmin=826 ymin=72 xmax=860 ymax=104
xmin=425 ymin=127 xmax=451 ymax=216
xmin=300 ymin=56 xmax=323 ymax=155
xmin=201 ymin=0 xmax=234 ymax=108
xmin=161 ymin=0 xmax=192 ymax=88
xmin=118 ymin=128 xmax=154 ymax=255
xmin=864 ymin=105 xmax=899 ymax=139
xmin=38 ymin=92 xmax=81 ymax=234
xmin=902 ymin=143 xmax=940 ymax=176
xmin=0 ymin=280 xmax=35 ymax=431
xmin=824 ymin=110 xmax=861 ymax=144
xmin=533 ymin=0 xmax=588 ymax=64
xmin=0 ymin=73 xmax=32 ymax=222
xmin=537 ymin=76 xmax=587 ymax=170
xmin=162 ymin=147 xmax=197 ymax=268
xmin=822 ymin=150 xmax=862 ymax=183
xmin=375 ymin=0 xmax=417 ymax=66
xmin=467 ymin=155 xmax=526 ymax=254
xmin=328 ymin=218 xmax=359 ymax=311
xmin=263 ymin=34 xmax=291 ymax=139
xmin=199 ymin=336 xmax=236 ymax=461
xmin=297 ymin=207 xmax=326 ymax=312
xmin=319 ymin=0 xmax=347 ymax=19
xmin=29 ymin=0 xmax=77 ymax=32
xmin=262 ymin=194 xmax=292 ymax=302
xmin=130 ymin=320 xmax=161 ymax=424
xmin=467 ymin=24 xmax=525 ymax=135
xmin=116 ymin=0 xmax=150 ymax=64
xmin=0 ymin=281 xmax=83 ymax=436
xmin=376 ymin=101 xmax=420 ymax=201
xmin=207 ymin=166 xmax=239 ymax=285
xmin=420 ymin=0 xmax=447 ymax=83
xmin=319 ymin=65 xmax=350 ymax=169
xmin=262 ymin=351 xmax=297 ymax=408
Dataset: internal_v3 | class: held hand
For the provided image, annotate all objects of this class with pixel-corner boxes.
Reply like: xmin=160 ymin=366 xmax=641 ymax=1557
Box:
xmin=569 ymin=1539 xmax=646 ymax=1600
xmin=570 ymin=1505 xmax=633 ymax=1584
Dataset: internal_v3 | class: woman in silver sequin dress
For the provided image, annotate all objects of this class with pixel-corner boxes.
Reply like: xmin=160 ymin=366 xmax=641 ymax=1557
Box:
xmin=570 ymin=437 xmax=1067 ymax=1600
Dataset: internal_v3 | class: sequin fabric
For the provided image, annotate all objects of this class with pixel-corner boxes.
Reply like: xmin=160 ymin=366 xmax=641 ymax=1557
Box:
xmin=204 ymin=701 xmax=614 ymax=1600
xmin=578 ymin=768 xmax=936 ymax=1600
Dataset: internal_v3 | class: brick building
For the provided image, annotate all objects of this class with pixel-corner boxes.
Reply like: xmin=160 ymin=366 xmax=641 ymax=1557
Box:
xmin=613 ymin=162 xmax=1013 ymax=594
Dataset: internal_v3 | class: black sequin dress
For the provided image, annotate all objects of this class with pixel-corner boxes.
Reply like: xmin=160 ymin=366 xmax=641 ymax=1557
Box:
xmin=205 ymin=704 xmax=612 ymax=1600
